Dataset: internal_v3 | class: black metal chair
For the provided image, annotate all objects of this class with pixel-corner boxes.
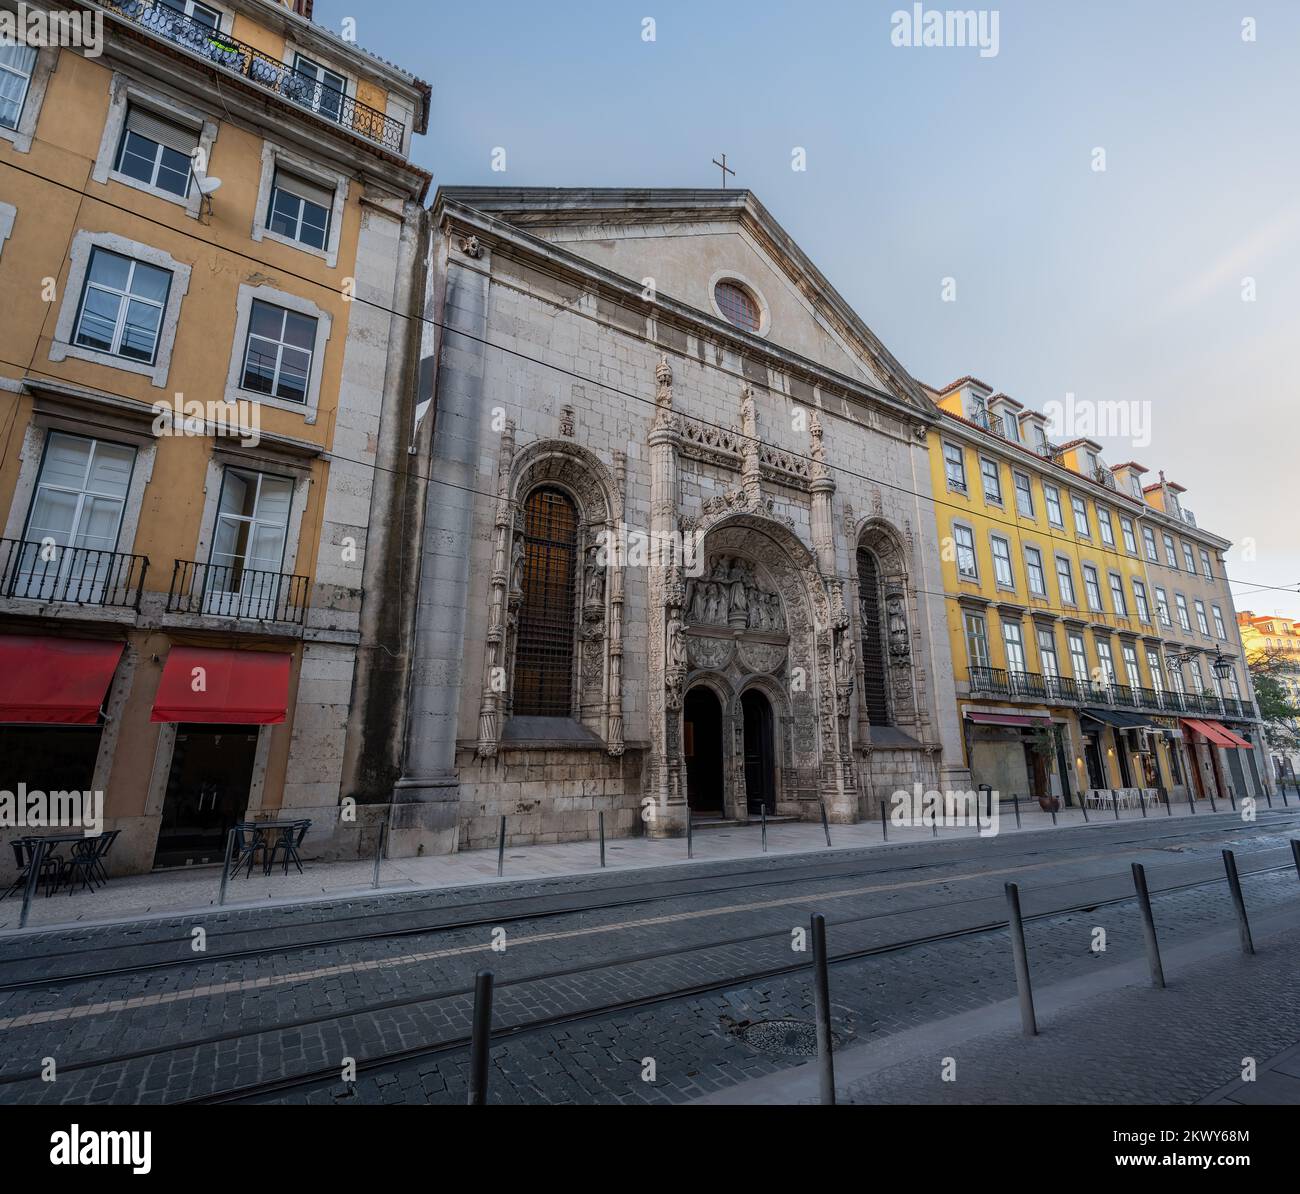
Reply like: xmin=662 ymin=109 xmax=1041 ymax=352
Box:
xmin=268 ymin=820 xmax=311 ymax=877
xmin=229 ymin=823 xmax=268 ymax=878
xmin=2 ymin=838 xmax=62 ymax=901
xmin=89 ymin=829 xmax=120 ymax=884
xmin=62 ymin=839 xmax=101 ymax=896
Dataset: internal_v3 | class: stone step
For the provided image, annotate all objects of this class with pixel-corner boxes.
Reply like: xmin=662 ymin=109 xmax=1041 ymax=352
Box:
xmin=690 ymin=814 xmax=801 ymax=830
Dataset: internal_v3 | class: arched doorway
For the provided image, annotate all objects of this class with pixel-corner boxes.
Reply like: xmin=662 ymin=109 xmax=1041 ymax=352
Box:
xmin=741 ymin=689 xmax=776 ymax=815
xmin=684 ymin=686 xmax=724 ymax=815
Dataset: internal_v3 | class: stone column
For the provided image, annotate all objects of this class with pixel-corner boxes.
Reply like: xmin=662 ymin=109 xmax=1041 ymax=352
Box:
xmin=476 ymin=419 xmax=516 ymax=757
xmin=647 ymin=356 xmax=686 ymax=837
xmin=606 ymin=450 xmax=627 ymax=756
xmin=391 ymin=246 xmax=491 ymax=854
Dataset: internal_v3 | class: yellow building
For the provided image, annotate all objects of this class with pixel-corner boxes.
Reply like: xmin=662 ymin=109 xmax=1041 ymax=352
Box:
xmin=0 ymin=0 xmax=430 ymax=874
xmin=927 ymin=378 xmax=1268 ymax=809
xmin=1237 ymin=611 xmax=1300 ymax=784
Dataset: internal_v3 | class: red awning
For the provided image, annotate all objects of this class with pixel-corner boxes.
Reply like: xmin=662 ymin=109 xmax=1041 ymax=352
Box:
xmin=0 ymin=635 xmax=123 ymax=724
xmin=151 ymin=647 xmax=292 ymax=724
xmin=965 ymin=712 xmax=1052 ymax=728
xmin=1181 ymin=718 xmax=1248 ymax=749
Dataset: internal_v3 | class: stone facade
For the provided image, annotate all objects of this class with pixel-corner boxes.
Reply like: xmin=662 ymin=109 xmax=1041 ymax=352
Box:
xmin=370 ymin=188 xmax=970 ymax=854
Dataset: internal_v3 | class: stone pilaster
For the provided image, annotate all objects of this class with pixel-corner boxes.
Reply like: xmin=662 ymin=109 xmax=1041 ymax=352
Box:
xmin=476 ymin=419 xmax=516 ymax=756
xmin=606 ymin=449 xmax=627 ymax=756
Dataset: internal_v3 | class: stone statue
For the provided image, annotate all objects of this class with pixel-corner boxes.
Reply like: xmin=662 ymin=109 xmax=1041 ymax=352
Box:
xmin=584 ymin=545 xmax=604 ymax=605
xmin=836 ymin=630 xmax=856 ymax=688
xmin=510 ymin=537 xmax=525 ymax=597
xmin=667 ymin=612 xmax=686 ymax=672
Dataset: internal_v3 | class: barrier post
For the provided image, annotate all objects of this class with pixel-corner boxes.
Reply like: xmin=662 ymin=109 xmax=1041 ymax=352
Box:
xmin=18 ymin=839 xmax=45 ymax=930
xmin=217 ymin=828 xmax=236 ymax=908
xmin=819 ymin=799 xmax=832 ymax=848
xmin=599 ymin=811 xmax=606 ymax=868
xmin=810 ymin=913 xmax=835 ymax=1105
xmin=1222 ymin=849 xmax=1255 ymax=956
xmin=880 ymin=800 xmax=888 ymax=842
xmin=1012 ymin=791 xmax=1021 ymax=830
xmin=467 ymin=969 xmax=495 ymax=1106
xmin=496 ymin=815 xmax=506 ymax=878
xmin=371 ymin=819 xmax=387 ymax=889
xmin=761 ymin=805 xmax=767 ymax=853
xmin=1131 ymin=863 xmax=1165 ymax=988
xmin=1005 ymin=883 xmax=1037 ymax=1036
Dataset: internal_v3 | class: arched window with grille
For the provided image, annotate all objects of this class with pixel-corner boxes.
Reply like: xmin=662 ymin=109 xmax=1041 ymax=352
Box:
xmin=513 ymin=486 xmax=578 ymax=716
xmin=856 ymin=544 xmax=892 ymax=726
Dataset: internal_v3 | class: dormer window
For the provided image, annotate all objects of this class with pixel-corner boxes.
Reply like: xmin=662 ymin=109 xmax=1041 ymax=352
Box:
xmin=1034 ymin=425 xmax=1048 ymax=451
xmin=1002 ymin=413 xmax=1019 ymax=441
xmin=1129 ymin=475 xmax=1142 ymax=498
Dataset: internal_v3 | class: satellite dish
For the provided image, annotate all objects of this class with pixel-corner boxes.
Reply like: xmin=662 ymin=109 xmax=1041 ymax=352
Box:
xmin=196 ymin=175 xmax=223 ymax=196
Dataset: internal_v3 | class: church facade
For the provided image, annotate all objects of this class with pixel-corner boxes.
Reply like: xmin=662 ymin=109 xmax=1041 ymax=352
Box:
xmin=361 ymin=188 xmax=970 ymax=854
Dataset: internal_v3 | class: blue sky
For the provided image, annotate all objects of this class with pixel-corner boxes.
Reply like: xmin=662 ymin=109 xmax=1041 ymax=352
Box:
xmin=319 ymin=0 xmax=1300 ymax=618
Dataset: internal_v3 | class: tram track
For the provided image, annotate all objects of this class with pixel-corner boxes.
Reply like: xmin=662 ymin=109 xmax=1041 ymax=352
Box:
xmin=2 ymin=810 xmax=1295 ymax=993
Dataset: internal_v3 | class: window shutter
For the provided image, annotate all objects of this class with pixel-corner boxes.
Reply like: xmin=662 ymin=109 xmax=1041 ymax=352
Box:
xmin=125 ymin=106 xmax=200 ymax=156
xmin=273 ymin=168 xmax=334 ymax=211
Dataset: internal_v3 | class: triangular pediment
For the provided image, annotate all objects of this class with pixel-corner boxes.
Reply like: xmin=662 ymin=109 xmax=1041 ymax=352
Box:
xmin=439 ymin=188 xmax=933 ymax=414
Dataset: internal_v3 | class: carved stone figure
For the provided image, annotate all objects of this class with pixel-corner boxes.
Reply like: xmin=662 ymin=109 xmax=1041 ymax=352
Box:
xmin=886 ymin=592 xmax=910 ymax=662
xmin=583 ymin=545 xmax=605 ymax=605
xmin=509 ymin=537 xmax=525 ymax=598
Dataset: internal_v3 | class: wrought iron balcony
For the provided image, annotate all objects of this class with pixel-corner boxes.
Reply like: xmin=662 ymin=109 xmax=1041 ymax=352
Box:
xmin=0 ymin=538 xmax=149 ymax=610
xmin=167 ymin=560 xmax=309 ymax=624
xmin=103 ymin=0 xmax=406 ymax=152
xmin=1093 ymin=466 xmax=1117 ymax=491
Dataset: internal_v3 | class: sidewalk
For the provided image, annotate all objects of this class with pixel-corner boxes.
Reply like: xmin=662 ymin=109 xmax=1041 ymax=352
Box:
xmin=0 ymin=797 xmax=1285 ymax=934
xmin=696 ymin=908 xmax=1300 ymax=1105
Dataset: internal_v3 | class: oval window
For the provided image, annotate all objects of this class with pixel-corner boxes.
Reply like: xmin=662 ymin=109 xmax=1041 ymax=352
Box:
xmin=714 ymin=280 xmax=762 ymax=333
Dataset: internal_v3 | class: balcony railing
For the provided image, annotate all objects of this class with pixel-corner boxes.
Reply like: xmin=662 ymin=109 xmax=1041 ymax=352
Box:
xmin=0 ymin=538 xmax=149 ymax=610
xmin=168 ymin=560 xmax=309 ymax=624
xmin=967 ymin=664 xmax=1257 ymax=721
xmin=103 ymin=0 xmax=406 ymax=152
xmin=1093 ymin=466 xmax=1117 ymax=491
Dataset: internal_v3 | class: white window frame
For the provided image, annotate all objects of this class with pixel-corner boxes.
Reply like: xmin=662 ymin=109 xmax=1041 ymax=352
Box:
xmin=1072 ymin=495 xmax=1091 ymax=538
xmin=979 ymin=456 xmax=1002 ymax=505
xmin=50 ymin=231 xmax=191 ymax=388
xmin=1024 ymin=545 xmax=1047 ymax=597
xmin=1055 ymin=555 xmax=1076 ymax=605
xmin=223 ymin=283 xmax=332 ymax=423
xmin=1108 ymin=572 xmax=1127 ymax=617
xmin=1212 ymin=604 xmax=1226 ymax=639
xmin=943 ymin=442 xmax=967 ymax=492
xmin=1132 ymin=579 xmax=1150 ymax=622
xmin=0 ymin=41 xmax=55 ymax=153
xmin=1036 ymin=627 xmax=1059 ymax=678
xmin=1155 ymin=587 xmax=1171 ymax=627
xmin=1142 ymin=526 xmax=1159 ymax=562
xmin=1120 ymin=516 xmax=1137 ymax=554
xmin=1163 ymin=533 xmax=1178 ymax=568
xmin=0 ymin=201 xmax=15 ymax=262
xmin=1083 ymin=563 xmax=1103 ymax=612
xmin=954 ymin=523 xmax=978 ymax=580
xmin=964 ymin=612 xmax=990 ymax=670
xmin=1194 ymin=599 xmax=1210 ymax=637
xmin=287 ymin=48 xmax=351 ymax=126
xmin=1002 ymin=621 xmax=1027 ymax=674
xmin=1175 ymin=593 xmax=1191 ymax=632
xmin=251 ymin=141 xmax=349 ymax=268
xmin=1013 ymin=471 xmax=1034 ymax=518
xmin=1199 ymin=548 xmax=1214 ymax=580
xmin=1068 ymin=631 xmax=1089 ymax=681
xmin=91 ymin=75 xmax=218 ymax=219
xmin=1097 ymin=507 xmax=1115 ymax=546
xmin=990 ymin=533 xmax=1015 ymax=590
xmin=1045 ymin=484 xmax=1064 ymax=528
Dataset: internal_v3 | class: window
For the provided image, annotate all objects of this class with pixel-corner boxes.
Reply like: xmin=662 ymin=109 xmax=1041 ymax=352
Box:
xmin=1132 ymin=579 xmax=1150 ymax=622
xmin=954 ymin=524 xmax=978 ymax=579
xmin=207 ymin=468 xmax=293 ymax=617
xmin=991 ymin=535 xmax=1014 ymax=588
xmin=1083 ymin=563 xmax=1103 ymax=611
xmin=1096 ymin=639 xmax=1117 ymax=686
xmin=1024 ymin=546 xmax=1047 ymax=596
xmin=0 ymin=42 xmax=37 ymax=130
xmin=1227 ymin=668 xmax=1242 ymax=700
xmin=1175 ymin=593 xmax=1191 ymax=631
xmin=513 ymin=487 xmax=578 ymax=716
xmin=1129 ymin=474 xmax=1143 ymax=499
xmin=714 ymin=279 xmax=762 ymax=333
xmin=1212 ymin=605 xmax=1226 ymax=639
xmin=1163 ymin=533 xmax=1178 ymax=568
xmin=964 ymin=612 xmax=990 ymax=670
xmin=1195 ymin=599 xmax=1210 ymax=636
xmin=857 ymin=545 xmax=891 ymax=727
xmin=1200 ymin=548 xmax=1213 ymax=580
xmin=16 ymin=432 xmax=135 ymax=599
xmin=1146 ymin=649 xmax=1164 ymax=695
xmin=1072 ymin=495 xmax=1090 ymax=537
xmin=113 ymin=106 xmax=197 ymax=198
xmin=1154 ymin=586 xmax=1171 ymax=627
xmin=267 ymin=169 xmax=333 ymax=250
xmin=1109 ymin=572 xmax=1127 ymax=617
xmin=1182 ymin=542 xmax=1197 ymax=573
xmin=241 ymin=300 xmax=317 ymax=403
xmin=1097 ymin=507 xmax=1115 ymax=547
xmin=1189 ymin=657 xmax=1205 ymax=695
xmin=1003 ymin=621 xmax=1027 ymax=674
xmin=1037 ymin=627 xmax=1059 ymax=678
xmin=1045 ymin=484 xmax=1064 ymax=527
xmin=1002 ymin=413 xmax=1019 ymax=442
xmin=1056 ymin=556 xmax=1075 ymax=605
xmin=1033 ymin=425 xmax=1049 ymax=453
xmin=1143 ymin=526 xmax=1159 ymax=562
xmin=1013 ymin=471 xmax=1034 ymax=517
xmin=943 ymin=443 xmax=967 ymax=491
xmin=1122 ymin=643 xmax=1142 ymax=691
xmin=73 ymin=248 xmax=172 ymax=364
xmin=1168 ymin=657 xmax=1186 ymax=695
xmin=292 ymin=53 xmax=347 ymax=124
xmin=1120 ymin=516 xmax=1137 ymax=554
xmin=980 ymin=457 xmax=1002 ymax=504
xmin=1068 ymin=631 xmax=1089 ymax=681
xmin=159 ymin=0 xmax=222 ymax=27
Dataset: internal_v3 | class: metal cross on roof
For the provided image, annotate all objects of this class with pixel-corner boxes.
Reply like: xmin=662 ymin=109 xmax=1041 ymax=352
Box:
xmin=712 ymin=153 xmax=735 ymax=188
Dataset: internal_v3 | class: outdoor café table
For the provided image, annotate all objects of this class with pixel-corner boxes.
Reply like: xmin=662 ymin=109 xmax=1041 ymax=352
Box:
xmin=237 ymin=820 xmax=307 ymax=876
xmin=16 ymin=833 xmax=104 ymax=894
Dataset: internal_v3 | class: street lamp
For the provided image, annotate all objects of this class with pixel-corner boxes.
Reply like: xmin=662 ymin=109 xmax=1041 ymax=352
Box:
xmin=1211 ymin=652 xmax=1233 ymax=681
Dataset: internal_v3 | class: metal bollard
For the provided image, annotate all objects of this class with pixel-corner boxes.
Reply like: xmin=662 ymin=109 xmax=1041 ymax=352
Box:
xmin=1012 ymin=791 xmax=1021 ymax=830
xmin=1207 ymin=785 xmax=1217 ymax=813
xmin=1004 ymin=883 xmax=1037 ymax=1036
xmin=1078 ymin=789 xmax=1089 ymax=823
xmin=1280 ymin=781 xmax=1290 ymax=808
xmin=217 ymin=827 xmax=236 ymax=907
xmin=1131 ymin=863 xmax=1165 ymax=988
xmin=880 ymin=799 xmax=888 ymax=842
xmin=599 ymin=811 xmax=606 ymax=868
xmin=1263 ymin=785 xmax=1273 ymax=810
xmin=1290 ymin=839 xmax=1299 ymax=882
xmin=819 ymin=799 xmax=832 ymax=848
xmin=1049 ymin=800 xmax=1058 ymax=827
xmin=810 ymin=913 xmax=835 ymax=1105
xmin=496 ymin=815 xmax=506 ymax=878
xmin=1187 ymin=786 xmax=1196 ymax=815
xmin=761 ymin=805 xmax=767 ymax=853
xmin=18 ymin=839 xmax=45 ymax=930
xmin=1112 ymin=790 xmax=1120 ymax=822
xmin=1137 ymin=789 xmax=1147 ymax=819
xmin=467 ymin=969 xmax=495 ymax=1106
xmin=931 ymin=796 xmax=939 ymax=838
xmin=1227 ymin=786 xmax=1236 ymax=813
xmin=371 ymin=820 xmax=387 ymax=889
xmin=1222 ymin=850 xmax=1254 ymax=956
xmin=686 ymin=811 xmax=693 ymax=859
xmin=1162 ymin=785 xmax=1172 ymax=817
